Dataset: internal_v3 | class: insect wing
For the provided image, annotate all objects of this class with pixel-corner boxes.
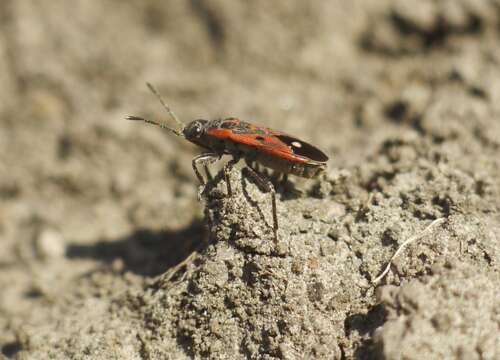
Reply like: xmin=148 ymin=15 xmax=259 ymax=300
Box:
xmin=207 ymin=121 xmax=328 ymax=164
xmin=272 ymin=133 xmax=328 ymax=163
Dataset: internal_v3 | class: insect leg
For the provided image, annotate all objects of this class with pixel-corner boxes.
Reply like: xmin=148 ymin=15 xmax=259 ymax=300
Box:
xmin=192 ymin=153 xmax=220 ymax=185
xmin=243 ymin=163 xmax=278 ymax=242
xmin=223 ymin=156 xmax=240 ymax=196
xmin=204 ymin=165 xmax=213 ymax=182
xmin=281 ymin=173 xmax=288 ymax=186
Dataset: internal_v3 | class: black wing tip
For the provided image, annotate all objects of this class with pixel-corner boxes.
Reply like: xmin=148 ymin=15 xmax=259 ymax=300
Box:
xmin=275 ymin=134 xmax=329 ymax=163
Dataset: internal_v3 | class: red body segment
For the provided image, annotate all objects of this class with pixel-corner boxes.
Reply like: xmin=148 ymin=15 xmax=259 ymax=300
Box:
xmin=207 ymin=128 xmax=308 ymax=163
xmin=203 ymin=118 xmax=328 ymax=178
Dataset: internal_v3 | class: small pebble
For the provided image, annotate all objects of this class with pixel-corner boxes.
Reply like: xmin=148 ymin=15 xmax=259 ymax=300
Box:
xmin=35 ymin=228 xmax=65 ymax=259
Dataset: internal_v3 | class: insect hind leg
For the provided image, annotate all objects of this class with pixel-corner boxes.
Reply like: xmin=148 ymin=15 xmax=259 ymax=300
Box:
xmin=243 ymin=162 xmax=278 ymax=242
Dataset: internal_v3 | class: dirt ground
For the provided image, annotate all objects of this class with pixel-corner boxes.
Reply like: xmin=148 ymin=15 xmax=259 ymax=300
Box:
xmin=1 ymin=1 xmax=499 ymax=359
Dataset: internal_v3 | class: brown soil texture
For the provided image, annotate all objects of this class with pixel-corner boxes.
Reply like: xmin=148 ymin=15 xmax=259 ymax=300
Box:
xmin=1 ymin=1 xmax=499 ymax=359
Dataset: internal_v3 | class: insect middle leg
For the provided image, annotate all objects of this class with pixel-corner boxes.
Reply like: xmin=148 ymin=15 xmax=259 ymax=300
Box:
xmin=223 ymin=156 xmax=240 ymax=196
xmin=243 ymin=161 xmax=278 ymax=242
xmin=281 ymin=173 xmax=288 ymax=186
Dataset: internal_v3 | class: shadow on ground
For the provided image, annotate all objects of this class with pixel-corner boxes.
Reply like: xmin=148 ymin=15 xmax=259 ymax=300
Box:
xmin=66 ymin=220 xmax=207 ymax=277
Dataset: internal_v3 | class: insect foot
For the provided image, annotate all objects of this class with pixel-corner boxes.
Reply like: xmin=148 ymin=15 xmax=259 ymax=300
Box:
xmin=203 ymin=166 xmax=288 ymax=257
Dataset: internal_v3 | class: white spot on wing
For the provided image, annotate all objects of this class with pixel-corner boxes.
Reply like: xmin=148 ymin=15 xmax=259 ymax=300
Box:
xmin=291 ymin=141 xmax=302 ymax=148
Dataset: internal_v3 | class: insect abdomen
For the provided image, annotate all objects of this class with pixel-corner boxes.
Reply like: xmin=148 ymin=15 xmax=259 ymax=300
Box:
xmin=242 ymin=146 xmax=325 ymax=178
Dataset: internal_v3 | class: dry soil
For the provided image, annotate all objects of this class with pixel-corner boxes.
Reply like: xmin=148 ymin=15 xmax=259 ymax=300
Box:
xmin=0 ymin=1 xmax=499 ymax=359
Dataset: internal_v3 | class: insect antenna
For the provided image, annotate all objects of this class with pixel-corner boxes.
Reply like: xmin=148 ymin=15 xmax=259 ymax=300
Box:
xmin=124 ymin=115 xmax=182 ymax=136
xmin=125 ymin=82 xmax=185 ymax=137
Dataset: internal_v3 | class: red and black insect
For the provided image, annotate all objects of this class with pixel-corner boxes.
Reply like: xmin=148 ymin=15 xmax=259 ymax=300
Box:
xmin=127 ymin=83 xmax=328 ymax=242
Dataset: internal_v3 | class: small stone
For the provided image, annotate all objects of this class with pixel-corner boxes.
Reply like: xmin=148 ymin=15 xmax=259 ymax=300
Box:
xmin=35 ymin=228 xmax=65 ymax=259
xmin=111 ymin=258 xmax=125 ymax=273
xmin=291 ymin=258 xmax=305 ymax=274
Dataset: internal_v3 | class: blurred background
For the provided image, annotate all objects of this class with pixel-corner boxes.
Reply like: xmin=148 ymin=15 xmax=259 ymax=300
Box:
xmin=0 ymin=0 xmax=372 ymax=274
xmin=1 ymin=0 xmax=500 ymax=358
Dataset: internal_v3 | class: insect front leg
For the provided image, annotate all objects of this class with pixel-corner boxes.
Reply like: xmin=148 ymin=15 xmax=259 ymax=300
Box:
xmin=192 ymin=153 xmax=221 ymax=185
xmin=204 ymin=165 xmax=213 ymax=182
xmin=243 ymin=162 xmax=278 ymax=242
xmin=192 ymin=153 xmax=221 ymax=201
xmin=223 ymin=156 xmax=240 ymax=196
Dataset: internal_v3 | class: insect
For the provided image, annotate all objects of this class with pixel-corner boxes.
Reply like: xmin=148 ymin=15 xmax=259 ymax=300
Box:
xmin=126 ymin=83 xmax=328 ymax=242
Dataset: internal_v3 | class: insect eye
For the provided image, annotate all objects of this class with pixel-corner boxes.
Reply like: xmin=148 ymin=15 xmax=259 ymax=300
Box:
xmin=184 ymin=119 xmax=207 ymax=139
